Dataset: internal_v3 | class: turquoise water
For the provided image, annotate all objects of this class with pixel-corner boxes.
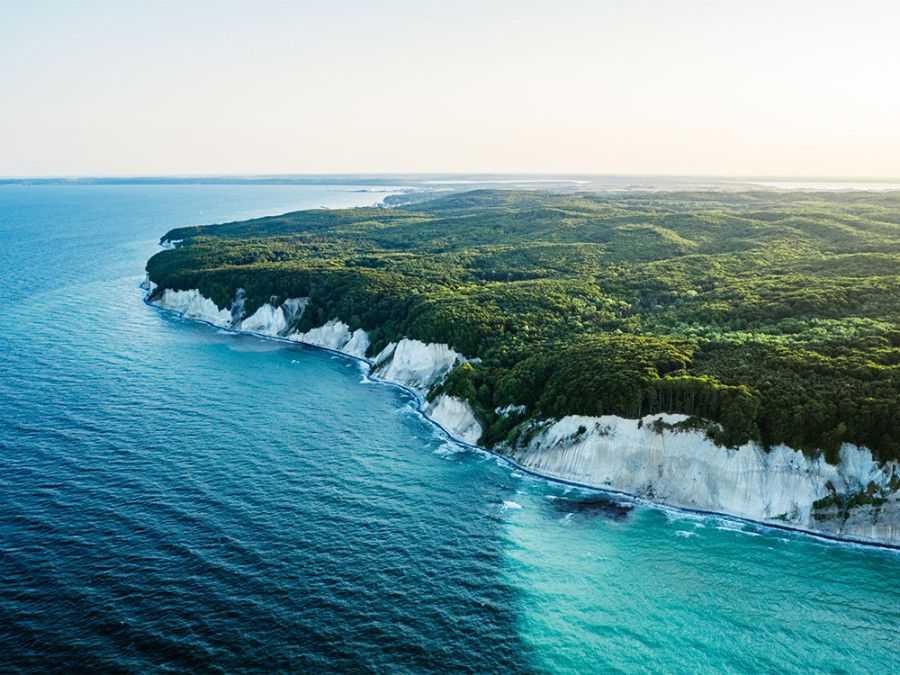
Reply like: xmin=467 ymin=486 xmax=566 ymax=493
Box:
xmin=0 ymin=184 xmax=897 ymax=673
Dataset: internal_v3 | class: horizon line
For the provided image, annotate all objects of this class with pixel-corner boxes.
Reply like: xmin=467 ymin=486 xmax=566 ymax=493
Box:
xmin=4 ymin=172 xmax=900 ymax=183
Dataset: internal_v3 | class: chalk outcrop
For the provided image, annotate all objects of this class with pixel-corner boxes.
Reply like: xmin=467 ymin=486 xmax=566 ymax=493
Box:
xmin=155 ymin=288 xmax=233 ymax=327
xmin=139 ymin=275 xmax=158 ymax=293
xmin=424 ymin=394 xmax=482 ymax=445
xmin=288 ymin=320 xmax=370 ymax=358
xmin=505 ymin=413 xmax=900 ymax=545
xmin=155 ymin=289 xmax=311 ymax=338
xmin=372 ymin=338 xmax=464 ymax=394
xmin=240 ymin=302 xmax=292 ymax=335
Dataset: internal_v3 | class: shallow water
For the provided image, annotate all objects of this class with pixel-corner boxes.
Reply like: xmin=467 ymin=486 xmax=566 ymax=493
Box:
xmin=1 ymin=184 xmax=897 ymax=673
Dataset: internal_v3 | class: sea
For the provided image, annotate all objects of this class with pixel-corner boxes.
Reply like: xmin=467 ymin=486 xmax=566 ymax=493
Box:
xmin=0 ymin=183 xmax=898 ymax=674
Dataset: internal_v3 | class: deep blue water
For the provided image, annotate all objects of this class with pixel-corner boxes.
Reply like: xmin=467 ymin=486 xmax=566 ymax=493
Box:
xmin=1 ymin=184 xmax=898 ymax=674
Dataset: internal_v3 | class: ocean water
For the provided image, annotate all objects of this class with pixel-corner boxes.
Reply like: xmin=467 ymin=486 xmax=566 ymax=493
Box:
xmin=0 ymin=184 xmax=898 ymax=674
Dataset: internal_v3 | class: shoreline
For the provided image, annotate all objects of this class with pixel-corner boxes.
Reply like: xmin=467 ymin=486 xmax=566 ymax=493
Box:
xmin=141 ymin=286 xmax=900 ymax=553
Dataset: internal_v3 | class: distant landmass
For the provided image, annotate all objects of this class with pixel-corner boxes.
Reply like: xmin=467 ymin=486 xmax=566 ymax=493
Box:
xmin=7 ymin=173 xmax=900 ymax=191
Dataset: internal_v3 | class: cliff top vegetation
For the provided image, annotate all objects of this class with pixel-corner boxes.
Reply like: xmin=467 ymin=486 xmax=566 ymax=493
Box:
xmin=147 ymin=189 xmax=900 ymax=461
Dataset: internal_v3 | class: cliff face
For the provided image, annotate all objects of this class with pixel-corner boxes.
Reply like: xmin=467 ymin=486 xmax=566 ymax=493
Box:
xmin=372 ymin=339 xmax=464 ymax=395
xmin=150 ymin=289 xmax=482 ymax=444
xmin=424 ymin=394 xmax=483 ymax=445
xmin=505 ymin=414 xmax=900 ymax=545
xmin=150 ymin=287 xmax=900 ymax=546
xmin=292 ymin=319 xmax=369 ymax=358
xmin=157 ymin=289 xmax=233 ymax=327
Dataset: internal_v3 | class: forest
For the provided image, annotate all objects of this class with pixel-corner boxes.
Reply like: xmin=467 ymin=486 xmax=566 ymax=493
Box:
xmin=146 ymin=189 xmax=900 ymax=461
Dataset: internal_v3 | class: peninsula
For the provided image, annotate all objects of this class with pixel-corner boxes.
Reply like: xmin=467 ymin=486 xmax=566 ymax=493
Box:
xmin=146 ymin=189 xmax=900 ymax=545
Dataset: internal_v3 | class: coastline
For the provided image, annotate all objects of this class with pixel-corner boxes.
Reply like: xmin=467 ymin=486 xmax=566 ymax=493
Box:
xmin=141 ymin=285 xmax=900 ymax=552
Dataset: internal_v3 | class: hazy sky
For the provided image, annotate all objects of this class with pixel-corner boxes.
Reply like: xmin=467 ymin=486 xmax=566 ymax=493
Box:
xmin=3 ymin=0 xmax=899 ymax=177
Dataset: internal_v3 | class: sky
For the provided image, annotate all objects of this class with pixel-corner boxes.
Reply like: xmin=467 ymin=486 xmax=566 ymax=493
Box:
xmin=2 ymin=0 xmax=899 ymax=178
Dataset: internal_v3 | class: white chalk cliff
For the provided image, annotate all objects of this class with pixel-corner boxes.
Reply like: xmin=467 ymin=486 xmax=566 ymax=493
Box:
xmin=151 ymin=288 xmax=481 ymax=443
xmin=156 ymin=289 xmax=233 ymax=327
xmin=372 ymin=338 xmax=464 ymax=394
xmin=290 ymin=319 xmax=370 ymax=358
xmin=149 ymin=286 xmax=900 ymax=546
xmin=505 ymin=413 xmax=900 ymax=545
xmin=155 ymin=289 xmax=308 ymax=337
xmin=424 ymin=394 xmax=483 ymax=445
